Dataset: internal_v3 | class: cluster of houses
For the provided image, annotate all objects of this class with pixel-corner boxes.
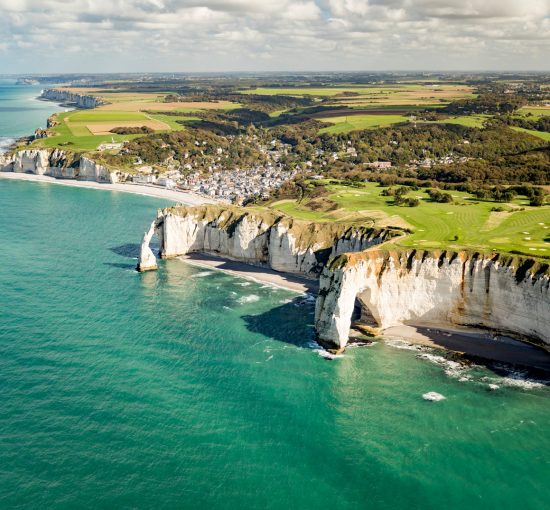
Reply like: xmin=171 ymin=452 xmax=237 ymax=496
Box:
xmin=128 ymin=163 xmax=297 ymax=204
xmin=408 ymin=154 xmax=471 ymax=169
xmin=180 ymin=166 xmax=298 ymax=203
xmin=123 ymin=136 xmax=300 ymax=204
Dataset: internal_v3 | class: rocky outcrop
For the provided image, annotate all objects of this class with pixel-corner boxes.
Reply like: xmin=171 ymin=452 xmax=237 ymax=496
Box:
xmin=137 ymin=205 xmax=399 ymax=275
xmin=315 ymin=250 xmax=550 ymax=350
xmin=138 ymin=220 xmax=159 ymax=272
xmin=41 ymin=89 xmax=104 ymax=109
xmin=0 ymin=148 xmax=119 ymax=183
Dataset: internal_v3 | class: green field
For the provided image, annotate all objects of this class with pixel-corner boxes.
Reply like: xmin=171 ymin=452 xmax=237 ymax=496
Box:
xmin=33 ymin=104 xmax=204 ymax=151
xmin=516 ymin=107 xmax=550 ymax=118
xmin=436 ymin=115 xmax=489 ymax=128
xmin=319 ymin=113 xmax=490 ymax=135
xmin=511 ymin=126 xmax=550 ymax=141
xmin=147 ymin=113 xmax=201 ymax=130
xmin=241 ymin=84 xmax=476 ymax=111
xmin=319 ymin=114 xmax=410 ymax=134
xmin=269 ymin=182 xmax=550 ymax=257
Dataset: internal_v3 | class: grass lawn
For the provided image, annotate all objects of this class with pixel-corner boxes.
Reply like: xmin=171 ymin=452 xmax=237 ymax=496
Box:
xmin=67 ymin=111 xmax=148 ymax=122
xmin=436 ymin=115 xmax=489 ymax=128
xmin=319 ymin=114 xmax=410 ymax=134
xmin=269 ymin=182 xmax=550 ymax=258
xmin=510 ymin=127 xmax=550 ymax=141
xmin=32 ymin=111 xmax=152 ymax=151
xmin=148 ymin=113 xmax=201 ymax=130
xmin=516 ymin=107 xmax=550 ymax=118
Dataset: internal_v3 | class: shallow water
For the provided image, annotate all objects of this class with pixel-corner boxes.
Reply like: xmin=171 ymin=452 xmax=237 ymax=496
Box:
xmin=0 ymin=79 xmax=64 ymax=150
xmin=0 ymin=179 xmax=549 ymax=509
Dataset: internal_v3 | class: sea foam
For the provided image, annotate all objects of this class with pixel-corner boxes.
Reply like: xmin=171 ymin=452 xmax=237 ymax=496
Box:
xmin=237 ymin=294 xmax=260 ymax=304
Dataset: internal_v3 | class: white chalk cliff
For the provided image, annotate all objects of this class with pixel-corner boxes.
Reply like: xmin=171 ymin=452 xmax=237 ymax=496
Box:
xmin=41 ymin=89 xmax=103 ymax=109
xmin=139 ymin=205 xmax=550 ymax=352
xmin=315 ymin=250 xmax=550 ymax=350
xmin=137 ymin=205 xmax=397 ymax=276
xmin=0 ymin=148 xmax=119 ymax=183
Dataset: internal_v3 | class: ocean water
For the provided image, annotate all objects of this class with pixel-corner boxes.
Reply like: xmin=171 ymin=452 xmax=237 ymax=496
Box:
xmin=0 ymin=83 xmax=549 ymax=509
xmin=0 ymin=79 xmax=64 ymax=151
xmin=0 ymin=179 xmax=549 ymax=509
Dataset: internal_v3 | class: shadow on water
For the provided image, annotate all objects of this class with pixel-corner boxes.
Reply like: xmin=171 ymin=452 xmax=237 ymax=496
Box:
xmin=108 ymin=242 xmax=159 ymax=271
xmin=242 ymin=297 xmax=316 ymax=347
xmin=105 ymin=262 xmax=137 ymax=270
xmin=110 ymin=243 xmax=141 ymax=258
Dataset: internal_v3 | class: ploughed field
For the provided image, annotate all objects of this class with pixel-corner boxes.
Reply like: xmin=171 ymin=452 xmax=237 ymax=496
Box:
xmin=268 ymin=182 xmax=550 ymax=258
xmin=33 ymin=88 xmax=239 ymax=151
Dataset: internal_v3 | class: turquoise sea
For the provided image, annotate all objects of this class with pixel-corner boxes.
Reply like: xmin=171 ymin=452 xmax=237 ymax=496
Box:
xmin=0 ymin=84 xmax=549 ymax=509
xmin=0 ymin=79 xmax=64 ymax=150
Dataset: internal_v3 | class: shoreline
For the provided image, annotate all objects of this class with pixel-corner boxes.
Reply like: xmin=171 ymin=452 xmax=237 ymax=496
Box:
xmin=179 ymin=252 xmax=319 ymax=294
xmin=0 ymin=171 xmax=215 ymax=205
xmin=180 ymin=254 xmax=549 ymax=373
xmin=381 ymin=324 xmax=550 ymax=375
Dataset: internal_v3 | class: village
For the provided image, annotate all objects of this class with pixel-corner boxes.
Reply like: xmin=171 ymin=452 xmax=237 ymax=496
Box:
xmin=106 ymin=133 xmax=474 ymax=204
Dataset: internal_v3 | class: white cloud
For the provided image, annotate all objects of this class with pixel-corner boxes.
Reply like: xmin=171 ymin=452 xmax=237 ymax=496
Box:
xmin=0 ymin=0 xmax=548 ymax=72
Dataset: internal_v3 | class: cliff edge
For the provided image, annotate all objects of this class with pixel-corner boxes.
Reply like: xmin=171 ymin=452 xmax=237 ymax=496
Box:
xmin=0 ymin=148 xmax=119 ymax=183
xmin=137 ymin=205 xmax=399 ymax=276
xmin=315 ymin=249 xmax=550 ymax=350
xmin=138 ymin=205 xmax=550 ymax=353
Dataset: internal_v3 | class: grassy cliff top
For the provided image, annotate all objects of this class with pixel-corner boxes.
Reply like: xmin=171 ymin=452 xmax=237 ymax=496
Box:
xmin=160 ymin=204 xmax=403 ymax=250
xmin=269 ymin=181 xmax=550 ymax=260
xmin=329 ymin=247 xmax=550 ymax=281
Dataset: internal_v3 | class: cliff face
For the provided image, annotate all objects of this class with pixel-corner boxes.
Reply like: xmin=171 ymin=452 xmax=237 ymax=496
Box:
xmin=137 ymin=205 xmax=397 ymax=275
xmin=315 ymin=250 xmax=550 ymax=350
xmin=138 ymin=206 xmax=550 ymax=352
xmin=41 ymin=89 xmax=103 ymax=109
xmin=0 ymin=149 xmax=118 ymax=183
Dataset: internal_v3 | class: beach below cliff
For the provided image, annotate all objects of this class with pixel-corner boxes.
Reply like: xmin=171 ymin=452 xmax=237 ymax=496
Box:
xmin=0 ymin=171 xmax=215 ymax=205
xmin=382 ymin=324 xmax=550 ymax=374
xmin=179 ymin=252 xmax=319 ymax=294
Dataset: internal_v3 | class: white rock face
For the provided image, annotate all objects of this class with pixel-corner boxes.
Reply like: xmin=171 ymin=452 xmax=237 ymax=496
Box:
xmin=315 ymin=251 xmax=550 ymax=349
xmin=11 ymin=149 xmax=51 ymax=174
xmin=137 ymin=206 xmax=393 ymax=275
xmin=137 ymin=220 xmax=158 ymax=272
xmin=1 ymin=149 xmax=118 ymax=183
xmin=79 ymin=157 xmax=117 ymax=183
xmin=41 ymin=89 xmax=102 ymax=109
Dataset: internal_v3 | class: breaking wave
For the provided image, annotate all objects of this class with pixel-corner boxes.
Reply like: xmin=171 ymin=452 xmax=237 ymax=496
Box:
xmin=237 ymin=294 xmax=260 ymax=304
xmin=0 ymin=137 xmax=15 ymax=153
xmin=190 ymin=271 xmax=212 ymax=278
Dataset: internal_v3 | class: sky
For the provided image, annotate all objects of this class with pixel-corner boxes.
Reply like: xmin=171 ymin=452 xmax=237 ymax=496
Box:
xmin=1 ymin=0 xmax=550 ymax=73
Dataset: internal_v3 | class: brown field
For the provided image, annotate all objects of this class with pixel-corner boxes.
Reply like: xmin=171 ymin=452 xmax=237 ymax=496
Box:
xmin=86 ymin=120 xmax=171 ymax=135
xmin=328 ymin=86 xmax=474 ymax=108
xmin=97 ymin=100 xmax=236 ymax=112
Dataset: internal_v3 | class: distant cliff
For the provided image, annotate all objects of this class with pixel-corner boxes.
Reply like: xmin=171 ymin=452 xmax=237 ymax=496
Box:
xmin=41 ymin=89 xmax=103 ymax=109
xmin=138 ymin=205 xmax=550 ymax=352
xmin=0 ymin=148 xmax=118 ymax=183
xmin=315 ymin=249 xmax=550 ymax=350
xmin=137 ymin=205 xmax=399 ymax=275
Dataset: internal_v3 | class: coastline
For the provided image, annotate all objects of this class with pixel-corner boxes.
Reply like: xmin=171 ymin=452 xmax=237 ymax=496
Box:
xmin=381 ymin=324 xmax=550 ymax=374
xmin=179 ymin=252 xmax=319 ymax=294
xmin=0 ymin=171 xmax=215 ymax=205
xmin=180 ymin=253 xmax=550 ymax=373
